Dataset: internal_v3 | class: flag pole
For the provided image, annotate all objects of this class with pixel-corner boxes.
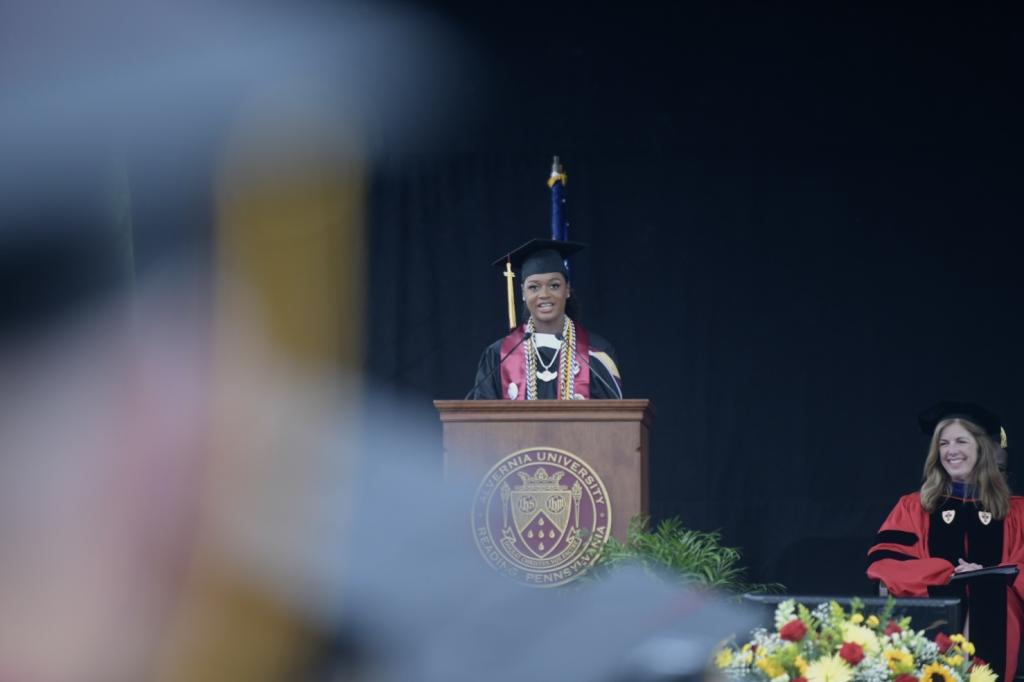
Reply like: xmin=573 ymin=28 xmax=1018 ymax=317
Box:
xmin=547 ymin=155 xmax=569 ymax=273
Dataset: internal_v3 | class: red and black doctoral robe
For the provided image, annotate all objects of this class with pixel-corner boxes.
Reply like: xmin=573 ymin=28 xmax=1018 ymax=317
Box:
xmin=867 ymin=492 xmax=1024 ymax=681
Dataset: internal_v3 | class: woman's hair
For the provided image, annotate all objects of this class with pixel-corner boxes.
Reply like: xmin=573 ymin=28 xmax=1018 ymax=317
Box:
xmin=920 ymin=417 xmax=1011 ymax=518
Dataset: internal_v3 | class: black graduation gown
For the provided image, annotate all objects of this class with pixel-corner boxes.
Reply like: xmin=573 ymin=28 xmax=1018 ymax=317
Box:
xmin=471 ymin=329 xmax=621 ymax=400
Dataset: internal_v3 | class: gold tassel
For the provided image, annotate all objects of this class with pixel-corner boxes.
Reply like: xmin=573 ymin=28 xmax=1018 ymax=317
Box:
xmin=503 ymin=260 xmax=517 ymax=330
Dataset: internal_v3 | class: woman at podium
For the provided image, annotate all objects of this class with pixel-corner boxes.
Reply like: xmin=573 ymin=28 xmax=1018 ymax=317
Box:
xmin=471 ymin=239 xmax=622 ymax=400
xmin=867 ymin=402 xmax=1024 ymax=681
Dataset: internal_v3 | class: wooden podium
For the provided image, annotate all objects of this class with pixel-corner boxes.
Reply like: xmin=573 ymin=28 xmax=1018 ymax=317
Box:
xmin=434 ymin=399 xmax=653 ymax=542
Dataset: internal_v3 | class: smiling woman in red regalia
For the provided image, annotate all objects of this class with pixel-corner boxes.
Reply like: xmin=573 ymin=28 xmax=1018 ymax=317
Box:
xmin=471 ymin=239 xmax=622 ymax=401
xmin=867 ymin=402 xmax=1023 ymax=681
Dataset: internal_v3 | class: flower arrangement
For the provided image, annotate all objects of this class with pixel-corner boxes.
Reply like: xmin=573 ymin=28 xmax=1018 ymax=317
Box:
xmin=714 ymin=599 xmax=998 ymax=682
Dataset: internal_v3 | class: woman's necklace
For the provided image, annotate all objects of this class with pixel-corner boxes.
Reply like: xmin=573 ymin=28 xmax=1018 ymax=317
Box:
xmin=525 ymin=316 xmax=577 ymax=399
xmin=534 ymin=336 xmax=561 ymax=380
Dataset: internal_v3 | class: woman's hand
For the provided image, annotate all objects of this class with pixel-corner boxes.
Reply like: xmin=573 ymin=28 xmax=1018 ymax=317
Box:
xmin=954 ymin=558 xmax=984 ymax=573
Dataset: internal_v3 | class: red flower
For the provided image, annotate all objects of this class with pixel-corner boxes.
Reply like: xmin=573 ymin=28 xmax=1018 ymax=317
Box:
xmin=793 ymin=678 xmax=808 ymax=682
xmin=971 ymin=658 xmax=988 ymax=671
xmin=840 ymin=642 xmax=865 ymax=665
xmin=885 ymin=621 xmax=903 ymax=636
xmin=895 ymin=675 xmax=919 ymax=682
xmin=780 ymin=619 xmax=808 ymax=641
xmin=935 ymin=632 xmax=953 ymax=653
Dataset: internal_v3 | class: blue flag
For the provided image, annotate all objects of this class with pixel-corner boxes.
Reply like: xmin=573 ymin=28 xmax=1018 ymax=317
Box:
xmin=548 ymin=156 xmax=570 ymax=272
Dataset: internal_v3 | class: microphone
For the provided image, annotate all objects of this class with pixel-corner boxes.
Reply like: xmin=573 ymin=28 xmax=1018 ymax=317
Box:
xmin=464 ymin=332 xmax=533 ymax=400
xmin=556 ymin=333 xmax=623 ymax=399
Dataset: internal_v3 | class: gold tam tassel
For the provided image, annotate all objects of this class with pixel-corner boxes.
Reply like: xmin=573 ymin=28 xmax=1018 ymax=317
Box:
xmin=503 ymin=259 xmax=517 ymax=330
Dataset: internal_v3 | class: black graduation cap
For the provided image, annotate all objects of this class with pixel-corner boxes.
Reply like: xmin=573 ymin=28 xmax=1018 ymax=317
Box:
xmin=492 ymin=238 xmax=586 ymax=281
xmin=917 ymin=401 xmax=1003 ymax=441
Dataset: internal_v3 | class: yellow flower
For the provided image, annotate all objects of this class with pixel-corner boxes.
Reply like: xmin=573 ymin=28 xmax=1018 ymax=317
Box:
xmin=850 ymin=613 xmax=864 ymax=625
xmin=842 ymin=623 xmax=880 ymax=654
xmin=921 ymin=662 xmax=957 ymax=682
xmin=944 ymin=654 xmax=964 ymax=667
xmin=758 ymin=657 xmax=786 ymax=678
xmin=795 ymin=656 xmax=809 ymax=675
xmin=969 ymin=663 xmax=998 ymax=682
xmin=884 ymin=648 xmax=915 ymax=673
xmin=715 ymin=649 xmax=734 ymax=669
xmin=866 ymin=615 xmax=880 ymax=628
xmin=805 ymin=655 xmax=854 ymax=682
xmin=950 ymin=634 xmax=967 ymax=646
xmin=963 ymin=641 xmax=976 ymax=656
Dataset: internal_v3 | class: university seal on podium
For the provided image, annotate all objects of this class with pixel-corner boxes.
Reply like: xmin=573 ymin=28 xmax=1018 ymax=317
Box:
xmin=471 ymin=446 xmax=611 ymax=587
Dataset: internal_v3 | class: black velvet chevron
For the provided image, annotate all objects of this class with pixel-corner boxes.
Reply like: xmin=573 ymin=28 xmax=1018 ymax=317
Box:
xmin=876 ymin=530 xmax=918 ymax=546
xmin=867 ymin=549 xmax=916 ymax=563
xmin=926 ymin=499 xmax=1006 ymax=677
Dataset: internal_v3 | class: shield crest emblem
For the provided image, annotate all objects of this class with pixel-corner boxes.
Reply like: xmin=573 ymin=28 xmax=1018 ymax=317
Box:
xmin=472 ymin=446 xmax=613 ymax=587
xmin=942 ymin=509 xmax=956 ymax=524
xmin=510 ymin=468 xmax=573 ymax=558
xmin=979 ymin=511 xmax=992 ymax=526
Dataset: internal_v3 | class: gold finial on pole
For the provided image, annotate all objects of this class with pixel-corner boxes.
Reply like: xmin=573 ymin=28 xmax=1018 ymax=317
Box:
xmin=503 ymin=259 xmax=517 ymax=330
xmin=548 ymin=155 xmax=567 ymax=188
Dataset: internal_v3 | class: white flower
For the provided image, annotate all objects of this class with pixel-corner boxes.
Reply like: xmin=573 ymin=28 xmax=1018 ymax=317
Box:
xmin=813 ymin=602 xmax=835 ymax=627
xmin=752 ymin=629 xmax=782 ymax=652
xmin=852 ymin=655 xmax=889 ymax=682
xmin=774 ymin=599 xmax=797 ymax=630
xmin=893 ymin=631 xmax=938 ymax=665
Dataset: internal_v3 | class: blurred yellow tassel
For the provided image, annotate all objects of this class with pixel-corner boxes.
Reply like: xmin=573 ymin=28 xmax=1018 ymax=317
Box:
xmin=504 ymin=260 xmax=517 ymax=330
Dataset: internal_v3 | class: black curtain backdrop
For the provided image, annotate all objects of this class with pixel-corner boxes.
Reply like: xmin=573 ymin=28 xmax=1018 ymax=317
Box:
xmin=365 ymin=3 xmax=1024 ymax=593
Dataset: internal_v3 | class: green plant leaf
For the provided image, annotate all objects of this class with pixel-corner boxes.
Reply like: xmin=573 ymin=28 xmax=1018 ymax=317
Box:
xmin=589 ymin=514 xmax=783 ymax=594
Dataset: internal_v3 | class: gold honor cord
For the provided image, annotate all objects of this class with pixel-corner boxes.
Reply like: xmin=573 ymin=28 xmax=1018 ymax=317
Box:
xmin=504 ymin=260 xmax=517 ymax=330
